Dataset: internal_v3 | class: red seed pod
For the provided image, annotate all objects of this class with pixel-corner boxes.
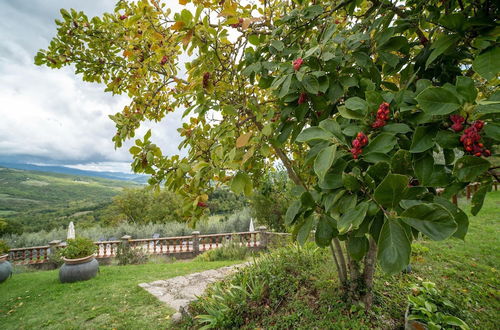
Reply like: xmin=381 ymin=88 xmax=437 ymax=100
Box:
xmin=119 ymin=15 xmax=128 ymax=20
xmin=483 ymin=149 xmax=491 ymax=157
xmin=160 ymin=55 xmax=168 ymax=65
xmin=451 ymin=123 xmax=463 ymax=132
xmin=203 ymin=72 xmax=210 ymax=88
xmin=298 ymin=92 xmax=307 ymax=105
xmin=293 ymin=58 xmax=304 ymax=71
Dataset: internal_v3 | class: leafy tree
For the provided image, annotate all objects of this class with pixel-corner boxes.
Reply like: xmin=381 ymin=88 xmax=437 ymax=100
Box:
xmin=37 ymin=0 xmax=499 ymax=307
xmin=250 ymin=171 xmax=291 ymax=232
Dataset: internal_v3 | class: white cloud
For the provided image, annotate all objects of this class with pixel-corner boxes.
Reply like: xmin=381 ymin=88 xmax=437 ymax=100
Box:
xmin=0 ymin=0 xmax=186 ymax=172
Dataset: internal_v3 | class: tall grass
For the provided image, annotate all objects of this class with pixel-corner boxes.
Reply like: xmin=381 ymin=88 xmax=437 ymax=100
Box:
xmin=3 ymin=208 xmax=252 ymax=248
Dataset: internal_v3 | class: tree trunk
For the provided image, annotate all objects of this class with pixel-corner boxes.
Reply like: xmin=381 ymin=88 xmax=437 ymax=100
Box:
xmin=361 ymin=236 xmax=378 ymax=309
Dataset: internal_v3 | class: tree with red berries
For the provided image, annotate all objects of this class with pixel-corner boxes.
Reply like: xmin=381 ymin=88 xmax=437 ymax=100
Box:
xmin=36 ymin=0 xmax=498 ymax=307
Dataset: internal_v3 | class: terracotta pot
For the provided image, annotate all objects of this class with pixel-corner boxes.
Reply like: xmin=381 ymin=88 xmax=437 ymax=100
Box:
xmin=0 ymin=254 xmax=13 ymax=283
xmin=59 ymin=254 xmax=99 ymax=283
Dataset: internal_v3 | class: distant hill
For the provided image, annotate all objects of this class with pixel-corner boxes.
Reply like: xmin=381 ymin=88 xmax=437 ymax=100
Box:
xmin=0 ymin=162 xmax=148 ymax=184
xmin=0 ymin=166 xmax=140 ymax=233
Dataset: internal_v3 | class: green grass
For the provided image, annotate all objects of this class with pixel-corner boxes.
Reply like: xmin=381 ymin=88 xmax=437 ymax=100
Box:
xmin=0 ymin=260 xmax=242 ymax=329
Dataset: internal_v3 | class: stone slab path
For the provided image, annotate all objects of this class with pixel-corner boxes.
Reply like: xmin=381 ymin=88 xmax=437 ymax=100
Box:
xmin=138 ymin=263 xmax=248 ymax=320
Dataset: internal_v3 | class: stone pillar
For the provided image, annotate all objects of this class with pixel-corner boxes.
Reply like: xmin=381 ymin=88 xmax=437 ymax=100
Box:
xmin=48 ymin=240 xmax=62 ymax=255
xmin=258 ymin=226 xmax=268 ymax=249
xmin=192 ymin=231 xmax=200 ymax=255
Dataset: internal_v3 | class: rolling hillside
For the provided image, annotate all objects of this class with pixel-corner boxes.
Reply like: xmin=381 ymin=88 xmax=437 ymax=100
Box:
xmin=0 ymin=167 xmax=139 ymax=233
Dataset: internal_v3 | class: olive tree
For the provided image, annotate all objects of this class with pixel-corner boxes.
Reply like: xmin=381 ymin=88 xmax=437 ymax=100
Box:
xmin=36 ymin=0 xmax=499 ymax=306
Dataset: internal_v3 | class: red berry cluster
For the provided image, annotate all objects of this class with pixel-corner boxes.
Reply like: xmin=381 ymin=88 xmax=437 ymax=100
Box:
xmin=293 ymin=58 xmax=303 ymax=71
xmin=203 ymin=72 xmax=210 ymax=89
xmin=459 ymin=120 xmax=491 ymax=157
xmin=160 ymin=55 xmax=168 ymax=65
xmin=230 ymin=18 xmax=244 ymax=28
xmin=372 ymin=102 xmax=390 ymax=129
xmin=298 ymin=92 xmax=307 ymax=105
xmin=350 ymin=132 xmax=368 ymax=159
xmin=450 ymin=115 xmax=465 ymax=132
xmin=119 ymin=15 xmax=128 ymax=20
xmin=197 ymin=201 xmax=208 ymax=208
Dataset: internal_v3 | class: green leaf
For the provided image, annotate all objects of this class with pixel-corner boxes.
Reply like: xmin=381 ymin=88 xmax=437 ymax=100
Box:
xmin=410 ymin=126 xmax=437 ymax=153
xmin=338 ymin=202 xmax=369 ymax=234
xmin=248 ymin=34 xmax=260 ymax=46
xmin=296 ymin=216 xmax=314 ymax=245
xmin=377 ymin=217 xmax=411 ymax=274
xmin=401 ymin=203 xmax=457 ymax=241
xmin=338 ymin=105 xmax=364 ymax=120
xmin=270 ymin=40 xmax=284 ymax=51
xmin=391 ymin=149 xmax=413 ymax=175
xmin=302 ymin=75 xmax=319 ymax=94
xmin=453 ymin=156 xmax=490 ymax=182
xmin=345 ymin=97 xmax=368 ymax=112
xmin=455 ymin=76 xmax=477 ymax=103
xmin=347 ymin=236 xmax=369 ymax=261
xmin=315 ymin=215 xmax=337 ymax=247
xmin=483 ymin=122 xmax=500 ymax=141
xmin=278 ymin=74 xmax=293 ymax=98
xmin=471 ymin=183 xmax=491 ymax=216
xmin=129 ymin=146 xmax=141 ymax=155
xmin=374 ymin=174 xmax=409 ymax=210
xmin=363 ymin=133 xmax=397 ymax=154
xmin=285 ymin=200 xmax=302 ymax=225
xmin=314 ymin=145 xmax=337 ymax=181
xmin=415 ymin=87 xmax=461 ymax=115
xmin=342 ymin=173 xmax=360 ymax=191
xmin=425 ymin=34 xmax=458 ymax=68
xmin=382 ymin=123 xmax=411 ymax=134
xmin=472 ymin=47 xmax=500 ymax=81
xmin=231 ymin=172 xmax=252 ymax=196
xmin=296 ymin=127 xmax=333 ymax=143
xmin=434 ymin=196 xmax=469 ymax=240
xmin=436 ymin=130 xmax=460 ymax=149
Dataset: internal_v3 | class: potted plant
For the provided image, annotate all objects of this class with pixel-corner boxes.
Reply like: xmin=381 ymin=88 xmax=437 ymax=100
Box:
xmin=0 ymin=239 xmax=12 ymax=283
xmin=405 ymin=281 xmax=470 ymax=330
xmin=59 ymin=237 xmax=99 ymax=283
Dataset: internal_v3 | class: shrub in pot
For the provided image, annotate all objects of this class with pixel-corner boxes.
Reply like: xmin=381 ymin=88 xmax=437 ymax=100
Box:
xmin=59 ymin=237 xmax=99 ymax=283
xmin=0 ymin=239 xmax=13 ymax=283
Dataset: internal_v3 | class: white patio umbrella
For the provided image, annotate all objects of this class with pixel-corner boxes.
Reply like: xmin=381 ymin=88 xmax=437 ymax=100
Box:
xmin=249 ymin=218 xmax=255 ymax=232
xmin=67 ymin=221 xmax=75 ymax=240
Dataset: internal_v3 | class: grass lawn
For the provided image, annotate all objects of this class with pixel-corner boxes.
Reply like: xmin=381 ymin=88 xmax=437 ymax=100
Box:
xmin=0 ymin=259 xmax=242 ymax=329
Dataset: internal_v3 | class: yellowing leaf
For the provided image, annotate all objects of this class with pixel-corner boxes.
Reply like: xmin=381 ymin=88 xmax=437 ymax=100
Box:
xmin=236 ymin=132 xmax=252 ymax=148
xmin=179 ymin=0 xmax=189 ymax=5
xmin=123 ymin=50 xmax=132 ymax=57
xmin=242 ymin=18 xmax=252 ymax=30
xmin=182 ymin=30 xmax=193 ymax=47
xmin=200 ymin=194 xmax=209 ymax=202
xmin=171 ymin=21 xmax=184 ymax=31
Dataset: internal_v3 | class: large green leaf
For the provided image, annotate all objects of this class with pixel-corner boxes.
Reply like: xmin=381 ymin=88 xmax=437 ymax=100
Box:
xmin=338 ymin=105 xmax=365 ymax=120
xmin=425 ymin=34 xmax=459 ymax=68
xmin=471 ymin=182 xmax=492 ymax=216
xmin=410 ymin=126 xmax=437 ymax=153
xmin=285 ymin=200 xmax=301 ymax=225
xmin=347 ymin=236 xmax=369 ymax=261
xmin=345 ymin=97 xmax=368 ymax=112
xmin=391 ymin=149 xmax=413 ymax=175
xmin=314 ymin=145 xmax=337 ymax=181
xmin=296 ymin=127 xmax=333 ymax=142
xmin=483 ymin=123 xmax=500 ymax=141
xmin=377 ymin=217 xmax=411 ymax=274
xmin=302 ymin=75 xmax=319 ymax=94
xmin=434 ymin=196 xmax=469 ymax=240
xmin=296 ymin=215 xmax=314 ymax=245
xmin=436 ymin=130 xmax=460 ymax=149
xmin=472 ymin=47 xmax=500 ymax=81
xmin=453 ymin=156 xmax=490 ymax=182
xmin=455 ymin=76 xmax=477 ymax=103
xmin=374 ymin=174 xmax=409 ymax=209
xmin=231 ymin=172 xmax=252 ymax=196
xmin=338 ymin=201 xmax=369 ymax=234
xmin=363 ymin=133 xmax=398 ymax=154
xmin=315 ymin=215 xmax=338 ymax=247
xmin=415 ymin=87 xmax=461 ymax=115
xmin=401 ymin=203 xmax=457 ymax=241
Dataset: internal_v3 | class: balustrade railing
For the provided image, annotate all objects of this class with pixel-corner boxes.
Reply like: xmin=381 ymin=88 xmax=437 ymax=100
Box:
xmin=6 ymin=227 xmax=270 ymax=265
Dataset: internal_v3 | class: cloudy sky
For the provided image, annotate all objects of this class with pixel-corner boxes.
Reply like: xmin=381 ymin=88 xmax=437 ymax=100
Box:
xmin=0 ymin=1 xmax=186 ymax=173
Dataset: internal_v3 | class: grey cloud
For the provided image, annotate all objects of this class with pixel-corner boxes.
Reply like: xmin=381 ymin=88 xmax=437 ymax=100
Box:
xmin=0 ymin=0 xmax=186 ymax=170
